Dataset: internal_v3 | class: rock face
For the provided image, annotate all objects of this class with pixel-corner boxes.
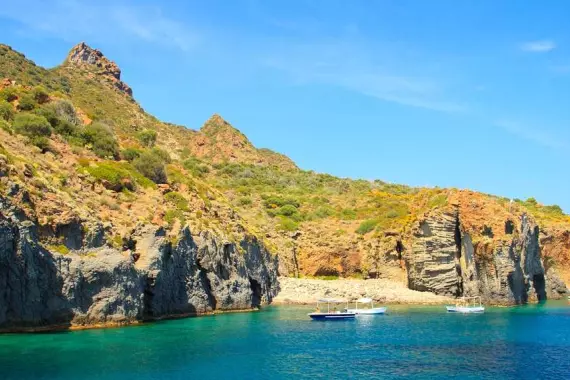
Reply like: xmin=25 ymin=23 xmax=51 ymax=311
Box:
xmin=0 ymin=197 xmax=279 ymax=331
xmin=405 ymin=209 xmax=567 ymax=304
xmin=66 ymin=42 xmax=133 ymax=96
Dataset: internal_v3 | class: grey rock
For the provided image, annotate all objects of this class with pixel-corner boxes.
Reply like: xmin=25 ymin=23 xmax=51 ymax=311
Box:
xmin=405 ymin=210 xmax=567 ymax=304
xmin=0 ymin=195 xmax=279 ymax=330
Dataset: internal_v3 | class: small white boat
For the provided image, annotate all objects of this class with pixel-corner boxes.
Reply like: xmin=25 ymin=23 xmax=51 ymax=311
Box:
xmin=446 ymin=296 xmax=485 ymax=314
xmin=345 ymin=298 xmax=387 ymax=315
xmin=308 ymin=299 xmax=356 ymax=320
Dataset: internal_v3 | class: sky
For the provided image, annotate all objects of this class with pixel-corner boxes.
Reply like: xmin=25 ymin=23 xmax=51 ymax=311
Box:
xmin=1 ymin=0 xmax=569 ymax=211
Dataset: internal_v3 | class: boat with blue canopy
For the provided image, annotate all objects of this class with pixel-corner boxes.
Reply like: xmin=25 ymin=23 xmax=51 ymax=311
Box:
xmin=308 ymin=299 xmax=356 ymax=320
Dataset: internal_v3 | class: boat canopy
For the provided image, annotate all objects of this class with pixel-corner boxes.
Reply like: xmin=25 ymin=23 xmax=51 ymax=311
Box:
xmin=317 ymin=298 xmax=347 ymax=303
xmin=356 ymin=298 xmax=373 ymax=304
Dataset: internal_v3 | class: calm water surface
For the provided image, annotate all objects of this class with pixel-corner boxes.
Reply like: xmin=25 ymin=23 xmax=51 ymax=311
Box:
xmin=1 ymin=302 xmax=570 ymax=379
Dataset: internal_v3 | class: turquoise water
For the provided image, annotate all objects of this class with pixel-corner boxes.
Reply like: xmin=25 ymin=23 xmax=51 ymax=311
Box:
xmin=1 ymin=303 xmax=570 ymax=379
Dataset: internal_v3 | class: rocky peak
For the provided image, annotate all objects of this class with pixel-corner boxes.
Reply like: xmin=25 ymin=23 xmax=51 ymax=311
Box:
xmin=66 ymin=42 xmax=132 ymax=97
xmin=201 ymin=114 xmax=243 ymax=137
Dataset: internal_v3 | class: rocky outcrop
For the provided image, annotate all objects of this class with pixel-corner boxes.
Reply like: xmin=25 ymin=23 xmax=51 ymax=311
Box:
xmin=66 ymin=42 xmax=133 ymax=96
xmin=405 ymin=209 xmax=567 ymax=304
xmin=0 ymin=197 xmax=279 ymax=331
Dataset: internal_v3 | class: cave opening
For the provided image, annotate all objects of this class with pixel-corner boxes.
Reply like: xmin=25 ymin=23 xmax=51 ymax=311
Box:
xmin=395 ymin=240 xmax=404 ymax=260
xmin=505 ymin=220 xmax=515 ymax=235
xmin=533 ymin=274 xmax=547 ymax=302
xmin=482 ymin=225 xmax=494 ymax=238
xmin=249 ymin=277 xmax=262 ymax=308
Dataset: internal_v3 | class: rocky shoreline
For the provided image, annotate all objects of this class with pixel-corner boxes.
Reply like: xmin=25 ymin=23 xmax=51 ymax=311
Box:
xmin=273 ymin=277 xmax=454 ymax=305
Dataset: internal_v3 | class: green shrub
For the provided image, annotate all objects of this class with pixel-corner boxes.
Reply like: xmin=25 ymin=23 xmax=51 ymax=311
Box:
xmin=0 ymin=87 xmax=17 ymax=102
xmin=13 ymin=113 xmax=52 ymax=138
xmin=0 ymin=119 xmax=12 ymax=134
xmin=277 ymin=216 xmax=298 ymax=232
xmin=17 ymin=94 xmax=36 ymax=111
xmin=85 ymin=164 xmax=131 ymax=190
xmin=313 ymin=206 xmax=334 ymax=219
xmin=183 ymin=157 xmax=210 ymax=177
xmin=121 ymin=148 xmax=142 ymax=162
xmin=0 ymin=101 xmax=14 ymax=121
xmin=137 ymin=129 xmax=157 ymax=147
xmin=51 ymin=99 xmax=81 ymax=126
xmin=81 ymin=162 xmax=155 ymax=191
xmin=356 ymin=219 xmax=379 ymax=235
xmin=31 ymin=86 xmax=49 ymax=104
xmin=526 ymin=197 xmax=538 ymax=206
xmin=237 ymin=196 xmax=252 ymax=206
xmin=150 ymin=147 xmax=171 ymax=163
xmin=543 ymin=205 xmax=564 ymax=215
xmin=81 ymin=122 xmax=119 ymax=159
xmin=339 ymin=208 xmax=357 ymax=220
xmin=263 ymin=195 xmax=300 ymax=209
xmin=133 ymin=150 xmax=167 ymax=184
xmin=29 ymin=136 xmax=50 ymax=151
xmin=428 ymin=194 xmax=448 ymax=209
xmin=164 ymin=191 xmax=189 ymax=211
xmin=165 ymin=209 xmax=185 ymax=226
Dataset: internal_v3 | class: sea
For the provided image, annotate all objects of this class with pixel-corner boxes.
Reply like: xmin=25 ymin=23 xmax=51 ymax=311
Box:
xmin=1 ymin=302 xmax=569 ymax=379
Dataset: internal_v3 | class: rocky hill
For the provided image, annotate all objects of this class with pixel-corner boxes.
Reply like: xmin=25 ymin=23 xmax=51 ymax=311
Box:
xmin=0 ymin=42 xmax=569 ymax=329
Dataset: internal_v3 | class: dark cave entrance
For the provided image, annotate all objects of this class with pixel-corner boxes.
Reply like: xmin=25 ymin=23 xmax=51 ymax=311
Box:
xmin=395 ymin=240 xmax=404 ymax=260
xmin=505 ymin=220 xmax=515 ymax=235
xmin=249 ymin=277 xmax=262 ymax=308
xmin=533 ymin=274 xmax=547 ymax=302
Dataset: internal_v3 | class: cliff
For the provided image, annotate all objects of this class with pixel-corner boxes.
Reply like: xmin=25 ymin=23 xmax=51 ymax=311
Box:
xmin=0 ymin=196 xmax=278 ymax=331
xmin=0 ymin=41 xmax=569 ymax=333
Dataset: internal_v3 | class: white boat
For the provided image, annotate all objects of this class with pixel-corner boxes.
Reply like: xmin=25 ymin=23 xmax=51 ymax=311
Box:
xmin=308 ymin=299 xmax=356 ymax=320
xmin=446 ymin=296 xmax=485 ymax=313
xmin=345 ymin=298 xmax=387 ymax=315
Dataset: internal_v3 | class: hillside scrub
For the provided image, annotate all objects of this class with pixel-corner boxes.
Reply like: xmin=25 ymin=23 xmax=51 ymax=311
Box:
xmin=133 ymin=150 xmax=168 ymax=184
xmin=0 ymin=101 xmax=14 ymax=121
xmin=81 ymin=122 xmax=120 ymax=159
xmin=31 ymin=86 xmax=49 ymax=104
xmin=13 ymin=113 xmax=52 ymax=139
xmin=137 ymin=129 xmax=157 ymax=147
xmin=17 ymin=94 xmax=36 ymax=111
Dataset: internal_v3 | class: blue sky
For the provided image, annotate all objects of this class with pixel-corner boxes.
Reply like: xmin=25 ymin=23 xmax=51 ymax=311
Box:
xmin=1 ymin=0 xmax=570 ymax=210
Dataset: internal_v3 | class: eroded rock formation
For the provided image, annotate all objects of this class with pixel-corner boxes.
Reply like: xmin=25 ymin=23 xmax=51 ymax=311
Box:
xmin=67 ymin=42 xmax=133 ymax=96
xmin=405 ymin=208 xmax=567 ymax=304
xmin=0 ymin=197 xmax=279 ymax=331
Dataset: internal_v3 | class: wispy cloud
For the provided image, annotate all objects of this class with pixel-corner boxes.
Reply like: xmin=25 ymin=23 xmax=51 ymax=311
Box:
xmin=0 ymin=0 xmax=198 ymax=51
xmin=263 ymin=40 xmax=466 ymax=113
xmin=520 ymin=40 xmax=557 ymax=53
xmin=494 ymin=120 xmax=568 ymax=149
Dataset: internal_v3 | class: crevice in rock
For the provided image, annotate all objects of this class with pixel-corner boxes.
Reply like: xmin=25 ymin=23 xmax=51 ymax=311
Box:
xmin=453 ymin=216 xmax=464 ymax=297
xmin=249 ymin=277 xmax=262 ymax=308
xmin=196 ymin=259 xmax=217 ymax=310
xmin=533 ymin=274 xmax=547 ymax=302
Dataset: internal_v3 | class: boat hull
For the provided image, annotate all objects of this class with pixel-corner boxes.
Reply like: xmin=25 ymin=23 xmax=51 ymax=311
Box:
xmin=446 ymin=306 xmax=485 ymax=313
xmin=308 ymin=313 xmax=356 ymax=320
xmin=346 ymin=307 xmax=387 ymax=315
